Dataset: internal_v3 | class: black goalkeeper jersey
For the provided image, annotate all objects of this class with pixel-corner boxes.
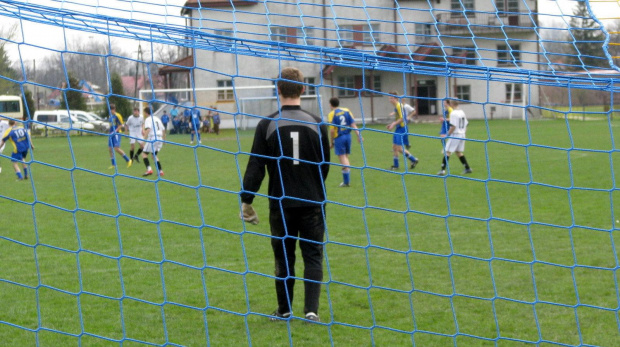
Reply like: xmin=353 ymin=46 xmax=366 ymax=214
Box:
xmin=241 ymin=105 xmax=330 ymax=209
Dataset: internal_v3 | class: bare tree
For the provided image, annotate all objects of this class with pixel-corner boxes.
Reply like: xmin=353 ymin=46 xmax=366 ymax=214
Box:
xmin=0 ymin=24 xmax=19 ymax=95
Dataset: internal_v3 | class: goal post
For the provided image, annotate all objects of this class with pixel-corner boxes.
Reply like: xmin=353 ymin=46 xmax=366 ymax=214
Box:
xmin=138 ymin=85 xmax=320 ymax=130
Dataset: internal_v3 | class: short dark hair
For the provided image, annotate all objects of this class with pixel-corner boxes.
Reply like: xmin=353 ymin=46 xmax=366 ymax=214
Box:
xmin=110 ymin=103 xmax=116 ymax=110
xmin=8 ymin=119 xmax=16 ymax=126
xmin=329 ymin=97 xmax=340 ymax=107
xmin=277 ymin=67 xmax=304 ymax=98
xmin=143 ymin=107 xmax=152 ymax=115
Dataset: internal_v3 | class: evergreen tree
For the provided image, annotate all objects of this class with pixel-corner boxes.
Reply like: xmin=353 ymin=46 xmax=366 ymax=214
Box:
xmin=63 ymin=73 xmax=87 ymax=110
xmin=0 ymin=45 xmax=18 ymax=95
xmin=108 ymin=72 xmax=131 ymax=118
xmin=567 ymin=0 xmax=607 ymax=69
xmin=22 ymin=89 xmax=36 ymax=119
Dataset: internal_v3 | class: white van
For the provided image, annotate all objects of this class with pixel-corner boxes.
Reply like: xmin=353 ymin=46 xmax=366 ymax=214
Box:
xmin=69 ymin=110 xmax=110 ymax=132
xmin=32 ymin=110 xmax=96 ymax=132
xmin=0 ymin=95 xmax=23 ymax=120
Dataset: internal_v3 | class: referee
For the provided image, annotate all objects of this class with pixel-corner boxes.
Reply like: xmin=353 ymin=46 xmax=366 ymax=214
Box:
xmin=240 ymin=67 xmax=330 ymax=323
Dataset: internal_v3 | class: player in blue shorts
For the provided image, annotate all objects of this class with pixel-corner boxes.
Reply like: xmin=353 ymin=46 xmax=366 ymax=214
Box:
xmin=189 ymin=107 xmax=202 ymax=144
xmin=387 ymin=91 xmax=419 ymax=170
xmin=440 ymin=98 xmax=452 ymax=140
xmin=328 ymin=97 xmax=362 ymax=187
xmin=107 ymin=103 xmax=133 ymax=169
xmin=0 ymin=119 xmax=35 ymax=180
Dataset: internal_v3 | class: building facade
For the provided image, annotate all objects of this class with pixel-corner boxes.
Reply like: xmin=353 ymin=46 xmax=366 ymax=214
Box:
xmin=176 ymin=0 xmax=540 ymax=123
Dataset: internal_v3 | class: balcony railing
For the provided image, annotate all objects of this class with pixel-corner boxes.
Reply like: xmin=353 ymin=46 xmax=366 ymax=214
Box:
xmin=435 ymin=12 xmax=537 ymax=35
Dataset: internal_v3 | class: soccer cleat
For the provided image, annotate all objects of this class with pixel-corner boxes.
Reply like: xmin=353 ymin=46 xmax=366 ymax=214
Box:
xmin=390 ymin=166 xmax=399 ymax=171
xmin=437 ymin=170 xmax=446 ymax=176
xmin=338 ymin=182 xmax=350 ymax=188
xmin=269 ymin=310 xmax=291 ymax=322
xmin=463 ymin=168 xmax=473 ymax=174
xmin=142 ymin=169 xmax=153 ymax=176
xmin=410 ymin=159 xmax=419 ymax=169
xmin=0 ymin=167 xmax=2 ymax=173
xmin=133 ymin=155 xmax=140 ymax=164
xmin=108 ymin=165 xmax=116 ymax=170
xmin=127 ymin=159 xmax=133 ymax=168
xmin=304 ymin=312 xmax=320 ymax=324
xmin=199 ymin=140 xmax=202 ymax=144
xmin=190 ymin=141 xmax=193 ymax=145
xmin=159 ymin=170 xmax=164 ymax=177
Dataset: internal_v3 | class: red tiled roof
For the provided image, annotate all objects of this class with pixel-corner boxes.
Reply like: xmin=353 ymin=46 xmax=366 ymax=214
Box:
xmin=182 ymin=0 xmax=257 ymax=14
xmin=158 ymin=55 xmax=194 ymax=75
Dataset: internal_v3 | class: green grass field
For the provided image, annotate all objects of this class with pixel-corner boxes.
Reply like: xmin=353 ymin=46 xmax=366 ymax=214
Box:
xmin=2 ymin=119 xmax=620 ymax=346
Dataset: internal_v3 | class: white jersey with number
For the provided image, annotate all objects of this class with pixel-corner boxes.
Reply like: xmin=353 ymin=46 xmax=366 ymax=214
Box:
xmin=144 ymin=116 xmax=164 ymax=140
xmin=125 ymin=115 xmax=144 ymax=137
xmin=0 ymin=120 xmax=9 ymax=152
xmin=143 ymin=116 xmax=164 ymax=153
xmin=403 ymin=104 xmax=414 ymax=117
xmin=449 ymin=109 xmax=468 ymax=137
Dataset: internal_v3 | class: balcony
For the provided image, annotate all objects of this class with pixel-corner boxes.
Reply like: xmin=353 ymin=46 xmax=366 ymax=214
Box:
xmin=435 ymin=12 xmax=537 ymax=35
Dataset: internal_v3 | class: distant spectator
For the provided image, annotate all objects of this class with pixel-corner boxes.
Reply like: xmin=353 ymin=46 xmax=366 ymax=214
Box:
xmin=171 ymin=114 xmax=181 ymax=135
xmin=201 ymin=114 xmax=211 ymax=134
xmin=161 ymin=110 xmax=170 ymax=134
xmin=209 ymin=106 xmax=221 ymax=135
xmin=170 ymin=105 xmax=179 ymax=120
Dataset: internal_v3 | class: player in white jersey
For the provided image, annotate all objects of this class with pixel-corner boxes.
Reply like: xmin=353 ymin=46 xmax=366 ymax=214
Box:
xmin=0 ymin=117 xmax=10 ymax=173
xmin=125 ymin=107 xmax=145 ymax=163
xmin=140 ymin=107 xmax=165 ymax=177
xmin=438 ymin=99 xmax=472 ymax=175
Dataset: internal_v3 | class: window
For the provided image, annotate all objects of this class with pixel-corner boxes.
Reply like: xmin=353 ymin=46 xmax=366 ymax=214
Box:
xmin=415 ymin=23 xmax=432 ymax=42
xmin=302 ymin=28 xmax=315 ymax=46
xmin=497 ymin=44 xmax=521 ymax=66
xmin=365 ymin=75 xmax=382 ymax=94
xmin=214 ymin=28 xmax=234 ymax=43
xmin=453 ymin=46 xmax=477 ymax=65
xmin=339 ymin=25 xmax=355 ymax=43
xmin=455 ymin=85 xmax=471 ymax=101
xmin=495 ymin=0 xmax=519 ymax=14
xmin=451 ymin=0 xmax=474 ymax=14
xmin=217 ymin=80 xmax=234 ymax=100
xmin=270 ymin=27 xmax=288 ymax=43
xmin=303 ymin=77 xmax=316 ymax=96
xmin=337 ymin=76 xmax=356 ymax=97
xmin=505 ymin=83 xmax=522 ymax=102
xmin=337 ymin=75 xmax=381 ymax=97
xmin=0 ymin=100 xmax=20 ymax=112
xmin=271 ymin=27 xmax=314 ymax=44
xmin=363 ymin=23 xmax=380 ymax=43
xmin=339 ymin=24 xmax=379 ymax=46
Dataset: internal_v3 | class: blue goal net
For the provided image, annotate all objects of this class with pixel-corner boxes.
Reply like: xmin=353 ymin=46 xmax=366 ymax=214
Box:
xmin=1 ymin=0 xmax=620 ymax=346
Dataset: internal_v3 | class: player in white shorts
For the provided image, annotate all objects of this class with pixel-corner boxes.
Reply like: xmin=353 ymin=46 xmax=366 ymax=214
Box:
xmin=0 ymin=117 xmax=10 ymax=173
xmin=141 ymin=107 xmax=165 ymax=177
xmin=438 ymin=99 xmax=472 ymax=176
xmin=125 ymin=107 xmax=145 ymax=163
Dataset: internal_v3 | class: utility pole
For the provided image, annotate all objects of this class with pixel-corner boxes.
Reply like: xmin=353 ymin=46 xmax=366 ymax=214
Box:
xmin=33 ymin=59 xmax=38 ymax=111
xmin=134 ymin=44 xmax=143 ymax=106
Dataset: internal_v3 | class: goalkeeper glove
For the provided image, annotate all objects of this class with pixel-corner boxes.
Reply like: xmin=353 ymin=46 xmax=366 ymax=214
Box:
xmin=240 ymin=203 xmax=259 ymax=225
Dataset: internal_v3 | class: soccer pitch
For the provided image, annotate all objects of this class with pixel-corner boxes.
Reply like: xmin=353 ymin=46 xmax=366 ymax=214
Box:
xmin=1 ymin=119 xmax=620 ymax=346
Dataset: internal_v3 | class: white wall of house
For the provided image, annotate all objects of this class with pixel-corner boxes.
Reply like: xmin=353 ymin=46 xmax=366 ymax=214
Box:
xmin=185 ymin=0 xmax=540 ymax=123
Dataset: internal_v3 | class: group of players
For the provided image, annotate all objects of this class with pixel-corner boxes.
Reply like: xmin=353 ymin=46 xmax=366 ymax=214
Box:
xmin=326 ymin=92 xmax=472 ymax=188
xmin=0 ymin=94 xmax=471 ymax=183
xmin=107 ymin=104 xmax=165 ymax=177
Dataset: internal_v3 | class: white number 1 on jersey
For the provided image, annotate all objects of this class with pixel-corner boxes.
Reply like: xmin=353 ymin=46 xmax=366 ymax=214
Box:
xmin=290 ymin=131 xmax=299 ymax=165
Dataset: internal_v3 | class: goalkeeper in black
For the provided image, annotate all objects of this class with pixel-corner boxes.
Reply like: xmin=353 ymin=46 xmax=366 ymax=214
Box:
xmin=240 ymin=67 xmax=330 ymax=323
